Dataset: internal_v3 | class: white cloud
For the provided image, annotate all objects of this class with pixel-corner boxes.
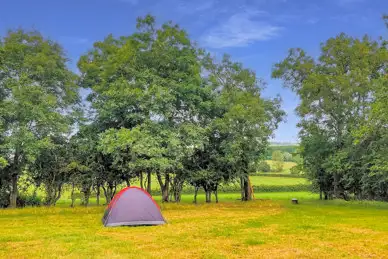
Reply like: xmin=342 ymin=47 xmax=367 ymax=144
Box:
xmin=201 ymin=10 xmax=281 ymax=48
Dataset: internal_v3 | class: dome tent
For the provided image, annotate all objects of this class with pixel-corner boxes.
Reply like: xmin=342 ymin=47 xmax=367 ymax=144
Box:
xmin=102 ymin=186 xmax=166 ymax=227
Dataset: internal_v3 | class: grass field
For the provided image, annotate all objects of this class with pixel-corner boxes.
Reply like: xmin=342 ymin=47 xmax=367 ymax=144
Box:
xmin=264 ymin=160 xmax=297 ymax=174
xmin=1 ymin=192 xmax=388 ymax=258
xmin=131 ymin=168 xmax=303 ymax=191
xmin=129 ymin=160 xmax=299 ymax=189
xmin=249 ymin=176 xmax=307 ymax=186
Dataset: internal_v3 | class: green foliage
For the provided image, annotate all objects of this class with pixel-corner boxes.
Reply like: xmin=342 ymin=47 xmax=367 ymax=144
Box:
xmin=0 ymin=157 xmax=7 ymax=169
xmin=283 ymin=152 xmax=293 ymax=162
xmin=290 ymin=165 xmax=304 ymax=176
xmin=273 ymin=23 xmax=388 ymax=201
xmin=265 ymin=145 xmax=298 ymax=159
xmin=78 ymin=15 xmax=284 ymax=203
xmin=17 ymin=193 xmax=42 ymax=207
xmin=271 ymin=151 xmax=284 ymax=172
xmin=257 ymin=161 xmax=271 ymax=172
xmin=7 ymin=14 xmax=387 ymax=207
xmin=0 ymin=29 xmax=80 ymax=207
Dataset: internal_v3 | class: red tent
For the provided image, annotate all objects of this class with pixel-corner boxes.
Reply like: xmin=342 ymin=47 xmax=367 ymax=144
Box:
xmin=102 ymin=186 xmax=166 ymax=227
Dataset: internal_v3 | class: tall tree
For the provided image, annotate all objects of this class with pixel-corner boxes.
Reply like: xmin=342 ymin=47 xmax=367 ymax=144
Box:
xmin=206 ymin=55 xmax=284 ymax=201
xmin=273 ymin=31 xmax=388 ymax=200
xmin=29 ymin=136 xmax=70 ymax=206
xmin=0 ymin=30 xmax=79 ymax=207
xmin=78 ymin=15 xmax=209 ymax=201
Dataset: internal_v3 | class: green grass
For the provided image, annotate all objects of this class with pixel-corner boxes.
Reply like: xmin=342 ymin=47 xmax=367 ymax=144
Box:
xmin=128 ymin=160 xmax=299 ymax=190
xmin=1 ymin=192 xmax=388 ymax=258
xmin=249 ymin=176 xmax=308 ymax=186
xmin=264 ymin=160 xmax=297 ymax=174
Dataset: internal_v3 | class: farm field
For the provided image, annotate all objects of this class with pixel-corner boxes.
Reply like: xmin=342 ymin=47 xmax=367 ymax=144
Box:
xmin=264 ymin=160 xmax=297 ymax=174
xmin=132 ymin=174 xmax=306 ymax=188
xmin=249 ymin=176 xmax=307 ymax=186
xmin=128 ymin=162 xmax=302 ymax=191
xmin=1 ymin=193 xmax=388 ymax=259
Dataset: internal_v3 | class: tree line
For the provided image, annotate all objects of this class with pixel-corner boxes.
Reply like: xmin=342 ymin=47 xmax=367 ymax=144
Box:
xmin=273 ymin=15 xmax=388 ymax=201
xmin=0 ymin=15 xmax=283 ymax=207
xmin=0 ymin=15 xmax=387 ymax=207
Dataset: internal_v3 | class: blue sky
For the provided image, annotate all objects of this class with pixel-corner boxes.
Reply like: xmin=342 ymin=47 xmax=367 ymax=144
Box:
xmin=1 ymin=0 xmax=387 ymax=143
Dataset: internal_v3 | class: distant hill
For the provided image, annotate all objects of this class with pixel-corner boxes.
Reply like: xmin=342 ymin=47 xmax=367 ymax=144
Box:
xmin=265 ymin=143 xmax=299 ymax=159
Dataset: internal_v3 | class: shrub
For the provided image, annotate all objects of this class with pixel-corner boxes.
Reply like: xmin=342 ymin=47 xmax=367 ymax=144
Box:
xmin=17 ymin=193 xmax=42 ymax=207
xmin=283 ymin=152 xmax=293 ymax=162
xmin=290 ymin=165 xmax=304 ymax=175
xmin=272 ymin=151 xmax=284 ymax=172
xmin=257 ymin=161 xmax=271 ymax=172
xmin=0 ymin=185 xmax=10 ymax=208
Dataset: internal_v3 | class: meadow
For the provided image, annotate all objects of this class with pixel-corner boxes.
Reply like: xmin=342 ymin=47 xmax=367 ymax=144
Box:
xmin=1 ymin=192 xmax=388 ymax=259
xmin=264 ymin=160 xmax=297 ymax=174
xmin=249 ymin=176 xmax=307 ymax=186
xmin=129 ymin=160 xmax=302 ymax=192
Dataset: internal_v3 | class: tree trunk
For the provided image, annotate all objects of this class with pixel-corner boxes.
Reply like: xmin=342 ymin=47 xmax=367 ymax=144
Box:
xmin=319 ymin=189 xmax=323 ymax=200
xmin=242 ymin=177 xmax=252 ymax=201
xmin=172 ymin=177 xmax=183 ymax=203
xmin=162 ymin=178 xmax=169 ymax=203
xmin=10 ymin=149 xmax=20 ymax=208
xmin=214 ymin=187 xmax=218 ymax=203
xmin=70 ymin=183 xmax=76 ymax=208
xmin=102 ymin=185 xmax=109 ymax=204
xmin=96 ymin=184 xmax=100 ymax=206
xmin=102 ymin=182 xmax=116 ymax=204
xmin=54 ymin=184 xmax=62 ymax=206
xmin=82 ymin=185 xmax=91 ymax=207
xmin=193 ymin=186 xmax=199 ymax=204
xmin=162 ymin=187 xmax=168 ymax=202
xmin=125 ymin=178 xmax=130 ymax=187
xmin=147 ymin=171 xmax=152 ymax=194
xmin=240 ymin=177 xmax=244 ymax=201
xmin=207 ymin=191 xmax=212 ymax=203
xmin=139 ymin=172 xmax=143 ymax=189
xmin=333 ymin=173 xmax=339 ymax=198
xmin=157 ymin=172 xmax=170 ymax=203
xmin=10 ymin=174 xmax=18 ymax=208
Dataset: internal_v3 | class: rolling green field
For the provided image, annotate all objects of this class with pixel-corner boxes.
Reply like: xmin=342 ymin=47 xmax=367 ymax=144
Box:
xmin=1 ymin=193 xmax=388 ymax=258
xmin=129 ymin=162 xmax=302 ymax=191
xmin=264 ymin=160 xmax=297 ymax=174
xmin=250 ymin=176 xmax=307 ymax=186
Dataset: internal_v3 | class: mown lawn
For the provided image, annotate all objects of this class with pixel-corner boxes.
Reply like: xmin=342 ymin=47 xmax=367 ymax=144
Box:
xmin=1 ymin=192 xmax=388 ymax=258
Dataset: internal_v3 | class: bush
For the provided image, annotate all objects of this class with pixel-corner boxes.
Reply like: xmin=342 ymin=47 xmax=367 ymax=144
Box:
xmin=272 ymin=151 xmax=284 ymax=172
xmin=290 ymin=165 xmax=304 ymax=176
xmin=17 ymin=193 xmax=42 ymax=207
xmin=257 ymin=161 xmax=271 ymax=172
xmin=283 ymin=152 xmax=293 ymax=162
xmin=0 ymin=185 xmax=10 ymax=208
